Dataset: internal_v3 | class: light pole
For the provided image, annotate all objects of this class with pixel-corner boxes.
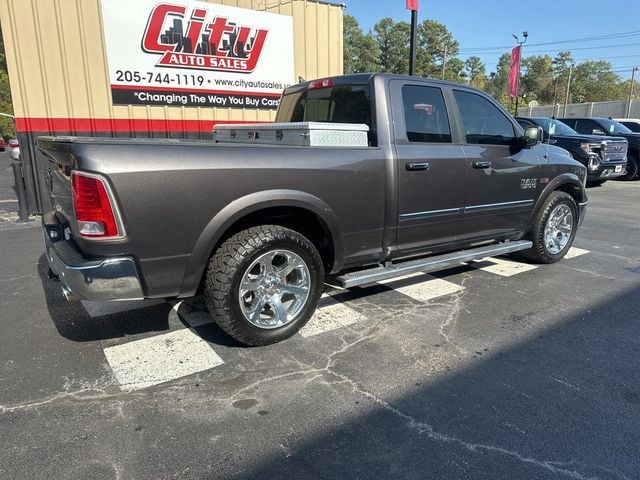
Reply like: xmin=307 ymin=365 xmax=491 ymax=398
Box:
xmin=441 ymin=43 xmax=448 ymax=80
xmin=627 ymin=66 xmax=639 ymax=118
xmin=512 ymin=31 xmax=528 ymax=115
xmin=563 ymin=63 xmax=575 ymax=118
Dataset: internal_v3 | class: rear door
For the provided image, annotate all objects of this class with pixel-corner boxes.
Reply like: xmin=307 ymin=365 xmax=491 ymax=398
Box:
xmin=451 ymin=89 xmax=540 ymax=240
xmin=390 ymin=80 xmax=467 ymax=253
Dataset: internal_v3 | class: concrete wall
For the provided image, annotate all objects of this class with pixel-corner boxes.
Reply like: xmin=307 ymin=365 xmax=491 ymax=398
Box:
xmin=518 ymin=99 xmax=640 ymax=119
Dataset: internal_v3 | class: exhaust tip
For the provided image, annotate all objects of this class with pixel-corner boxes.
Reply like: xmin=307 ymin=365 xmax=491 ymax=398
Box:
xmin=62 ymin=285 xmax=80 ymax=302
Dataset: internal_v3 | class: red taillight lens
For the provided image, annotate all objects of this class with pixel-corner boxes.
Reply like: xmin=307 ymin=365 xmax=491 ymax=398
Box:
xmin=309 ymin=78 xmax=334 ymax=89
xmin=9 ymin=140 xmax=18 ymax=148
xmin=72 ymin=173 xmax=120 ymax=238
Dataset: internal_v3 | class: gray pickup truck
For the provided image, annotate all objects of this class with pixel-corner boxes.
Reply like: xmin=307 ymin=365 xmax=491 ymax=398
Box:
xmin=38 ymin=73 xmax=588 ymax=346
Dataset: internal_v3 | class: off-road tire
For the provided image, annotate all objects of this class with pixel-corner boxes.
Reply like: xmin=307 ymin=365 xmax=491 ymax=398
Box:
xmin=204 ymin=225 xmax=324 ymax=346
xmin=522 ymin=191 xmax=578 ymax=264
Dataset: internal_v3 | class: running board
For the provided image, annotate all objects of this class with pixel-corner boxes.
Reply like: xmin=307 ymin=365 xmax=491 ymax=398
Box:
xmin=332 ymin=240 xmax=533 ymax=288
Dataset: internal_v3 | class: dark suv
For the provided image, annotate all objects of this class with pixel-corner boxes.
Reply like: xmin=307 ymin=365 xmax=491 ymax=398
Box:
xmin=517 ymin=117 xmax=628 ymax=185
xmin=559 ymin=117 xmax=639 ymax=180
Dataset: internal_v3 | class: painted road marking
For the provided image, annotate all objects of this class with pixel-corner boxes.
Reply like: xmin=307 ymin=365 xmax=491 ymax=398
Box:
xmin=469 ymin=257 xmax=539 ymax=277
xmin=172 ymin=297 xmax=215 ymax=328
xmin=299 ymin=294 xmax=365 ymax=337
xmin=378 ymin=273 xmax=464 ymax=301
xmin=565 ymin=247 xmax=590 ymax=259
xmin=103 ymin=329 xmax=224 ymax=391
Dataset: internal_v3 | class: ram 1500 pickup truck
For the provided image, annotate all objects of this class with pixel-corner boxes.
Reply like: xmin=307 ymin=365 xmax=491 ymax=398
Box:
xmin=38 ymin=74 xmax=588 ymax=346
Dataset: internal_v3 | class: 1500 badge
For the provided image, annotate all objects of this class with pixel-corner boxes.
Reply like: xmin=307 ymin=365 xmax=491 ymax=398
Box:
xmin=521 ymin=178 xmax=538 ymax=190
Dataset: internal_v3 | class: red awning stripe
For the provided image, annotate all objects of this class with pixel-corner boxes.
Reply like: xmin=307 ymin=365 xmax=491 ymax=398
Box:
xmin=14 ymin=117 xmax=263 ymax=133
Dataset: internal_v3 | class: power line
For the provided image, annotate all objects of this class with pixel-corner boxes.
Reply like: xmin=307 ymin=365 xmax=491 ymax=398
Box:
xmin=464 ymin=42 xmax=640 ymax=56
xmin=460 ymin=30 xmax=640 ymax=52
xmin=482 ymin=54 xmax=640 ymax=66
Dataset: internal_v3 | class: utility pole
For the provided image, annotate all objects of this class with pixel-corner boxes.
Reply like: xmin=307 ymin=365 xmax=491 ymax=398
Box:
xmin=441 ymin=44 xmax=447 ymax=80
xmin=563 ymin=63 xmax=575 ymax=118
xmin=407 ymin=1 xmax=419 ymax=75
xmin=512 ymin=31 xmax=528 ymax=116
xmin=627 ymin=66 xmax=639 ymax=118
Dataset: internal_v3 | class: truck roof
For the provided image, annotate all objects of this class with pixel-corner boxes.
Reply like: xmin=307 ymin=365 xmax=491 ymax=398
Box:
xmin=284 ymin=73 xmax=480 ymax=95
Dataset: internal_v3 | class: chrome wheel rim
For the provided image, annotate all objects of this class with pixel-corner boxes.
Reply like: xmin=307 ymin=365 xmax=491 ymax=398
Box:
xmin=544 ymin=204 xmax=573 ymax=255
xmin=238 ymin=250 xmax=311 ymax=329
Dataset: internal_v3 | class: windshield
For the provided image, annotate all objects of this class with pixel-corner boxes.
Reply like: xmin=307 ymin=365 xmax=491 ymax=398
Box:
xmin=596 ymin=118 xmax=632 ymax=135
xmin=532 ymin=118 xmax=578 ymax=136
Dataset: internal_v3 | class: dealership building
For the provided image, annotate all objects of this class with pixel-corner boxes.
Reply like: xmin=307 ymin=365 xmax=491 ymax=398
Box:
xmin=0 ymin=0 xmax=344 ymax=213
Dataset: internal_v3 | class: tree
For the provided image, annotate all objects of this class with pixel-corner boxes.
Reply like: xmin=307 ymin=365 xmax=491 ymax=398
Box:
xmin=464 ymin=56 xmax=486 ymax=88
xmin=0 ymin=26 xmax=15 ymax=139
xmin=343 ymin=15 xmax=380 ymax=74
xmin=416 ymin=19 xmax=459 ymax=79
xmin=486 ymin=52 xmax=512 ymax=105
xmin=520 ymin=55 xmax=554 ymax=104
xmin=373 ymin=18 xmax=410 ymax=74
xmin=571 ymin=61 xmax=625 ymax=103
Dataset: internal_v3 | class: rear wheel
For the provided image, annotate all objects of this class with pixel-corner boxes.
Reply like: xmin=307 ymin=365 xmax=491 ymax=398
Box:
xmin=523 ymin=191 xmax=578 ymax=264
xmin=204 ymin=225 xmax=324 ymax=346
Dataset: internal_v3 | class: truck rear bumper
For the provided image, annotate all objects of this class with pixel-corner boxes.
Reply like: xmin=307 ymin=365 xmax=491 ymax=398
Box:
xmin=43 ymin=217 xmax=144 ymax=302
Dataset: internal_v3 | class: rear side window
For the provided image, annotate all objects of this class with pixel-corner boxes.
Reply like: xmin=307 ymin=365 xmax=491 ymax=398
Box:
xmin=401 ymin=85 xmax=451 ymax=143
xmin=276 ymin=85 xmax=371 ymax=126
xmin=453 ymin=90 xmax=515 ymax=146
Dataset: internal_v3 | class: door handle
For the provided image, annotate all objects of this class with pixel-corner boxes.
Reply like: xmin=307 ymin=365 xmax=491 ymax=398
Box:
xmin=406 ymin=162 xmax=430 ymax=171
xmin=472 ymin=161 xmax=492 ymax=169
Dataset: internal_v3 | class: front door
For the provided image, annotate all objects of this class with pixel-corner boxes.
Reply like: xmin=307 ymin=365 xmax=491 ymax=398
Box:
xmin=451 ymin=89 xmax=540 ymax=240
xmin=392 ymin=81 xmax=467 ymax=254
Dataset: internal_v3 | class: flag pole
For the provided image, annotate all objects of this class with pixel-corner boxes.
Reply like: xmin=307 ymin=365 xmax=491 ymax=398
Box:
xmin=511 ymin=32 xmax=528 ymax=115
xmin=407 ymin=0 xmax=419 ymax=75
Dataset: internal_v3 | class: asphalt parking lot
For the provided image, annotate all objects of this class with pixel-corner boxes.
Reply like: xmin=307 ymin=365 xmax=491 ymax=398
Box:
xmin=1 ymin=149 xmax=639 ymax=479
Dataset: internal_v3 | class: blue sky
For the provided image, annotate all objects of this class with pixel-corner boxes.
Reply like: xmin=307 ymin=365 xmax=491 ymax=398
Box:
xmin=343 ymin=0 xmax=640 ymax=78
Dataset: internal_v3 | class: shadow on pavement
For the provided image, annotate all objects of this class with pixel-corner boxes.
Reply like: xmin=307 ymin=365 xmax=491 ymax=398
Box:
xmin=229 ymin=284 xmax=640 ymax=480
xmin=37 ymin=254 xmax=171 ymax=342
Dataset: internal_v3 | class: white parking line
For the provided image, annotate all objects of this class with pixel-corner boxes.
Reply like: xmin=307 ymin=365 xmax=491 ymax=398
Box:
xmin=469 ymin=257 xmax=539 ymax=277
xmin=299 ymin=294 xmax=365 ymax=337
xmin=172 ymin=297 xmax=215 ymax=327
xmin=564 ymin=247 xmax=590 ymax=259
xmin=103 ymin=329 xmax=224 ymax=391
xmin=378 ymin=273 xmax=464 ymax=301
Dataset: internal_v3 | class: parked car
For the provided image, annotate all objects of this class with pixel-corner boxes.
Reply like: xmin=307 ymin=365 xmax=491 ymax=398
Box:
xmin=516 ymin=117 xmax=627 ymax=186
xmin=0 ymin=137 xmax=5 ymax=151
xmin=8 ymin=139 xmax=20 ymax=161
xmin=559 ymin=117 xmax=640 ymax=179
xmin=38 ymin=74 xmax=588 ymax=346
xmin=614 ymin=118 xmax=640 ymax=133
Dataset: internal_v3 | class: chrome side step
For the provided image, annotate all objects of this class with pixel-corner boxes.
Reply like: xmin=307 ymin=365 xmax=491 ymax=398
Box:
xmin=333 ymin=240 xmax=533 ymax=288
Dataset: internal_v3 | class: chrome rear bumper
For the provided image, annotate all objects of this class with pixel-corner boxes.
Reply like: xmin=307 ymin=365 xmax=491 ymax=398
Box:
xmin=43 ymin=217 xmax=144 ymax=302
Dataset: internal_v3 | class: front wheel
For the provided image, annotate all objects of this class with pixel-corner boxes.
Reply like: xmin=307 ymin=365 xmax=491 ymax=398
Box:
xmin=522 ymin=191 xmax=578 ymax=264
xmin=618 ymin=154 xmax=639 ymax=180
xmin=204 ymin=225 xmax=324 ymax=346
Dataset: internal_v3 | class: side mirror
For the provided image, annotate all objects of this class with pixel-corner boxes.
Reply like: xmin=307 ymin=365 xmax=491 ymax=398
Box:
xmin=592 ymin=129 xmax=606 ymax=136
xmin=523 ymin=126 xmax=542 ymax=148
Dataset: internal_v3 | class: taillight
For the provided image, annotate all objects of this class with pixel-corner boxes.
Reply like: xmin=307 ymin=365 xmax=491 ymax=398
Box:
xmin=71 ymin=172 xmax=122 ymax=238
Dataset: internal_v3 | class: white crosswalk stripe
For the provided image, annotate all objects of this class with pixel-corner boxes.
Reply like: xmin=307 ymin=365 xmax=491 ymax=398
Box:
xmin=468 ymin=257 xmax=539 ymax=277
xmin=378 ymin=272 xmax=464 ymax=301
xmin=299 ymin=294 xmax=365 ymax=337
xmin=564 ymin=247 xmax=590 ymax=259
xmin=103 ymin=329 xmax=224 ymax=391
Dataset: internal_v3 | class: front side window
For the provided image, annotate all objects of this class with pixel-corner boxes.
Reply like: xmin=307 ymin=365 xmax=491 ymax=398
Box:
xmin=453 ymin=90 xmax=515 ymax=146
xmin=401 ymin=85 xmax=451 ymax=143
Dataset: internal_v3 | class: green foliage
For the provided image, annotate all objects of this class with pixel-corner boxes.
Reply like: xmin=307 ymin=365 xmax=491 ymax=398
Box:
xmin=343 ymin=15 xmax=380 ymax=74
xmin=0 ymin=26 xmax=15 ymax=139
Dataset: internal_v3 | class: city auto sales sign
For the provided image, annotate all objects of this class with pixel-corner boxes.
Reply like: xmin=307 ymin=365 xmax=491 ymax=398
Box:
xmin=100 ymin=0 xmax=294 ymax=109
